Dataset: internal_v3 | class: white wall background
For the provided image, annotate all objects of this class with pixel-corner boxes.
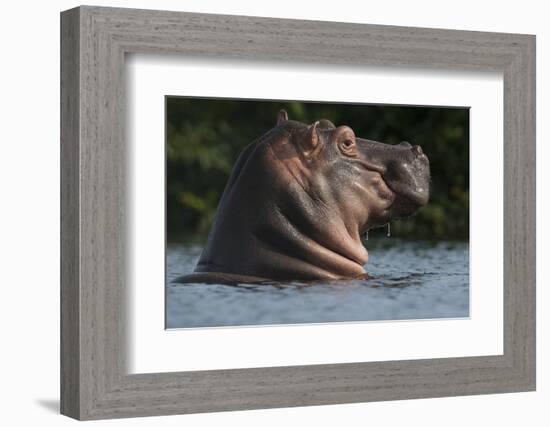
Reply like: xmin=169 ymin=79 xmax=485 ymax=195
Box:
xmin=0 ymin=0 xmax=546 ymax=425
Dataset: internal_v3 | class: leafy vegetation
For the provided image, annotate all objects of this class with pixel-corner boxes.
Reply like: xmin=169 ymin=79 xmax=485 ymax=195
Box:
xmin=166 ymin=97 xmax=469 ymax=242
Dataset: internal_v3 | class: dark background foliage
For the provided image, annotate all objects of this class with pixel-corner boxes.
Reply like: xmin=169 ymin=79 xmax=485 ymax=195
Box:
xmin=166 ymin=97 xmax=469 ymax=242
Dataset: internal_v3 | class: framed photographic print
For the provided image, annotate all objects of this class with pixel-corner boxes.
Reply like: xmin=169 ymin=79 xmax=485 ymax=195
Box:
xmin=60 ymin=5 xmax=536 ymax=420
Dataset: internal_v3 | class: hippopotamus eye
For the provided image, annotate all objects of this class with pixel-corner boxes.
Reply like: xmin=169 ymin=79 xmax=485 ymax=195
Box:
xmin=343 ymin=139 xmax=354 ymax=148
xmin=340 ymin=138 xmax=356 ymax=155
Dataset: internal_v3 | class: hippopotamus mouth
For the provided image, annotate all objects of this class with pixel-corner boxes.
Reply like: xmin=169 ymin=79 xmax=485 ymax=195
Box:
xmin=355 ymin=138 xmax=431 ymax=221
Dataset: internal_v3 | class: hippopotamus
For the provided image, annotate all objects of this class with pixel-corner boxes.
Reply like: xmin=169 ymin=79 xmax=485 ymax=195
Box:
xmin=175 ymin=110 xmax=430 ymax=284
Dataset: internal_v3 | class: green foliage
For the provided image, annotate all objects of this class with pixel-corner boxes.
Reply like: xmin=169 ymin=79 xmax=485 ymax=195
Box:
xmin=166 ymin=97 xmax=469 ymax=242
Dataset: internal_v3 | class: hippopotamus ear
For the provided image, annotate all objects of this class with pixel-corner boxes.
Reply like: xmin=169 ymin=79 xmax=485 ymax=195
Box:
xmin=318 ymin=119 xmax=336 ymax=130
xmin=298 ymin=121 xmax=319 ymax=156
xmin=277 ymin=109 xmax=288 ymax=125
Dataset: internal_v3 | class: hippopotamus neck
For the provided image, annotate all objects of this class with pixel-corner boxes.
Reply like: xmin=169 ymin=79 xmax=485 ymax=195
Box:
xmin=251 ymin=201 xmax=369 ymax=280
xmin=196 ymin=130 xmax=369 ymax=281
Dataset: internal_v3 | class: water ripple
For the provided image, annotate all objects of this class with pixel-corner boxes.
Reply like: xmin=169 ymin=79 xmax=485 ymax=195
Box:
xmin=166 ymin=239 xmax=469 ymax=328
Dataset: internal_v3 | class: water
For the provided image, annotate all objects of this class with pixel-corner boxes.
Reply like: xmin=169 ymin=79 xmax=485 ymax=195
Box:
xmin=166 ymin=239 xmax=469 ymax=328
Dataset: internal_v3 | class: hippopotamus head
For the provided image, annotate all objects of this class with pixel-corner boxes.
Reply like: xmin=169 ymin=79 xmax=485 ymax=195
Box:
xmin=179 ymin=110 xmax=430 ymax=284
xmin=270 ymin=110 xmax=430 ymax=237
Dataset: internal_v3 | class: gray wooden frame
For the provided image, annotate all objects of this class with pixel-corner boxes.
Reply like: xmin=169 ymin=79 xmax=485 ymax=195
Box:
xmin=60 ymin=5 xmax=536 ymax=420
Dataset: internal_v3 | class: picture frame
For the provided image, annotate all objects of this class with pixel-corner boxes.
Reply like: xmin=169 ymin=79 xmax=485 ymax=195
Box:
xmin=60 ymin=5 xmax=535 ymax=420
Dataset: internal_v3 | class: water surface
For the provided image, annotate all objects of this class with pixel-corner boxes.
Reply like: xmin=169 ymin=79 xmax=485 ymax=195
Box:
xmin=166 ymin=239 xmax=469 ymax=328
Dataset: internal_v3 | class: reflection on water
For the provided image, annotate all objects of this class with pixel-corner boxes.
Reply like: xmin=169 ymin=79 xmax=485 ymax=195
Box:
xmin=166 ymin=239 xmax=469 ymax=328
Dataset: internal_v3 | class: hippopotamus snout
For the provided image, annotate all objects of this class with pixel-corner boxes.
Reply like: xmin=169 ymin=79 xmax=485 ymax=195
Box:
xmin=357 ymin=138 xmax=430 ymax=217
